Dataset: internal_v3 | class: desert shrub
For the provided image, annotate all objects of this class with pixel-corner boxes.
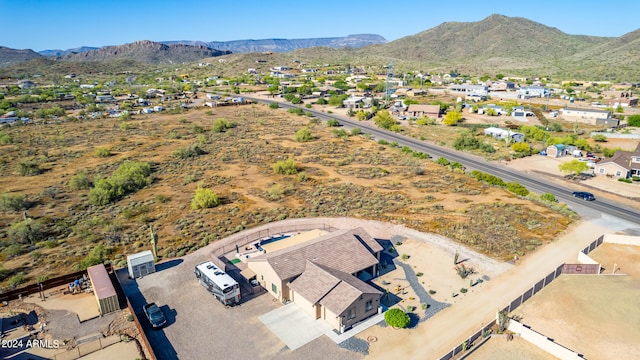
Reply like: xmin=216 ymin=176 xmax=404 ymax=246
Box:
xmin=8 ymin=218 xmax=45 ymax=244
xmin=17 ymin=161 xmax=42 ymax=176
xmin=0 ymin=131 xmax=13 ymax=144
xmin=460 ymin=288 xmax=468 ymax=293
xmin=288 ymin=107 xmax=304 ymax=116
xmin=191 ymin=187 xmax=220 ymax=209
xmin=294 ymin=127 xmax=314 ymax=142
xmin=94 ymin=147 xmax=112 ymax=158
xmin=173 ymin=144 xmax=206 ymax=159
xmin=401 ymin=254 xmax=410 ymax=260
xmin=511 ymin=142 xmax=531 ymax=155
xmin=627 ymin=114 xmax=640 ymax=127
xmin=377 ymin=139 xmax=389 ymax=145
xmin=291 ymin=96 xmax=302 ymax=104
xmin=436 ymin=157 xmax=450 ymax=166
xmin=119 ymin=121 xmax=131 ymax=131
xmin=297 ymin=172 xmax=308 ymax=182
xmin=406 ymin=305 xmax=416 ymax=312
xmin=351 ymin=127 xmax=362 ymax=136
xmin=506 ymin=182 xmax=530 ymax=196
xmin=540 ymin=193 xmax=557 ymax=202
xmin=69 ymin=169 xmax=91 ymax=190
xmin=384 ymin=308 xmax=410 ymax=328
xmin=8 ymin=272 xmax=26 ymax=288
xmin=602 ymin=147 xmax=622 ymax=158
xmin=272 ymin=158 xmax=298 ymax=175
xmin=413 ymin=151 xmax=429 ymax=159
xmin=155 ymin=194 xmax=170 ymax=203
xmin=88 ymin=161 xmax=152 ymax=205
xmin=470 ymin=170 xmax=506 ymax=187
xmin=428 ymin=289 xmax=436 ymax=295
xmin=326 ymin=119 xmax=340 ymax=127
xmin=416 ymin=272 xmax=424 ymax=277
xmin=78 ymin=244 xmax=112 ymax=270
xmin=592 ymin=134 xmax=608 ymax=142
xmin=0 ymin=192 xmax=28 ymax=211
xmin=333 ymin=129 xmax=348 ymax=138
xmin=212 ymin=118 xmax=235 ymax=132
xmin=269 ymin=102 xmax=279 ymax=109
xmin=191 ymin=124 xmax=204 ymax=134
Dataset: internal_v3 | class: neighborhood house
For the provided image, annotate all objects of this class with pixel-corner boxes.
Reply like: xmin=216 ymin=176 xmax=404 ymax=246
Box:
xmin=484 ymin=127 xmax=524 ymax=143
xmin=594 ymin=143 xmax=640 ymax=179
xmin=406 ymin=104 xmax=440 ymax=118
xmin=560 ymin=107 xmax=613 ymax=126
xmin=246 ymin=227 xmax=383 ymax=333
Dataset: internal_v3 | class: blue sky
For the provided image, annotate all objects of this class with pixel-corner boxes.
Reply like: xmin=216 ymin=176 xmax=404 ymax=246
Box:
xmin=2 ymin=0 xmax=639 ymax=51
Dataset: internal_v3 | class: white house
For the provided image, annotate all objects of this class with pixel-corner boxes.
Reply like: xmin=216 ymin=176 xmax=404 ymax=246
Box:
xmin=516 ymin=86 xmax=548 ymax=98
xmin=449 ymin=84 xmax=489 ymax=96
xmin=484 ymin=127 xmax=524 ymax=143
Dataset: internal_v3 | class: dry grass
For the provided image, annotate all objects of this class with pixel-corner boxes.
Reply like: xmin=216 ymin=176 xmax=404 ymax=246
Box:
xmin=0 ymin=104 xmax=572 ymax=288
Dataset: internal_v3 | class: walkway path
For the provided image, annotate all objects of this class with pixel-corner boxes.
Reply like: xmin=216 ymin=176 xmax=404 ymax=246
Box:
xmin=364 ymin=220 xmax=613 ymax=359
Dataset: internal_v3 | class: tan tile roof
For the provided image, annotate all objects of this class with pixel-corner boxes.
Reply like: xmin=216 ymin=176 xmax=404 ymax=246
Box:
xmin=289 ymin=261 xmax=381 ymax=315
xmin=599 ymin=144 xmax=640 ymax=171
xmin=248 ymin=227 xmax=380 ymax=281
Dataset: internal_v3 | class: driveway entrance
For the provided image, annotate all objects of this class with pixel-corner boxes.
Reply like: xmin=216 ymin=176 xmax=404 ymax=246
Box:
xmin=259 ymin=302 xmax=332 ymax=350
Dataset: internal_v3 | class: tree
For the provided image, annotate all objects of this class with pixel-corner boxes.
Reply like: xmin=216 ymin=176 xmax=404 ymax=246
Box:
xmin=273 ymin=158 xmax=298 ymax=175
xmin=384 ymin=308 xmax=410 ymax=328
xmin=558 ymin=160 xmax=589 ymax=176
xmin=0 ymin=193 xmax=28 ymax=211
xmin=627 ymin=114 xmax=640 ymax=127
xmin=511 ymin=142 xmax=531 ymax=155
xmin=294 ymin=127 xmax=314 ymax=142
xmin=8 ymin=218 xmax=44 ymax=244
xmin=373 ymin=110 xmax=397 ymax=130
xmin=191 ymin=187 xmax=220 ymax=209
xmin=356 ymin=82 xmax=369 ymax=91
xmin=443 ymin=111 xmax=462 ymax=126
xmin=316 ymin=97 xmax=328 ymax=105
xmin=291 ymin=96 xmax=302 ymax=104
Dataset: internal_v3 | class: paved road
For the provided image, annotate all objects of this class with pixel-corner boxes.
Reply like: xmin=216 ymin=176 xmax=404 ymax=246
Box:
xmin=242 ymin=94 xmax=640 ymax=227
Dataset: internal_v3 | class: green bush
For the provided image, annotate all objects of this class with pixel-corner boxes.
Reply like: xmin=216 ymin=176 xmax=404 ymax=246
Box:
xmin=506 ymin=182 xmax=530 ymax=196
xmin=272 ymin=158 xmax=298 ymax=175
xmin=288 ymin=107 xmax=304 ymax=116
xmin=0 ymin=192 xmax=28 ymax=211
xmin=540 ymin=193 xmax=557 ymax=202
xmin=428 ymin=289 xmax=436 ymax=295
xmin=8 ymin=218 xmax=44 ymax=244
xmin=470 ymin=170 xmax=506 ymax=187
xmin=17 ymin=161 xmax=43 ymax=176
xmin=94 ymin=147 xmax=112 ymax=158
xmin=191 ymin=187 xmax=220 ymax=209
xmin=350 ymin=127 xmax=361 ymax=136
xmin=212 ymin=118 xmax=235 ymax=132
xmin=9 ymin=272 xmax=26 ymax=288
xmin=326 ymin=119 xmax=340 ymax=127
xmin=333 ymin=129 xmax=348 ymax=138
xmin=384 ymin=308 xmax=410 ymax=328
xmin=88 ymin=161 xmax=153 ymax=205
xmin=173 ymin=144 xmax=206 ymax=159
xmin=78 ymin=244 xmax=112 ymax=269
xmin=632 ymin=176 xmax=640 ymax=182
xmin=69 ymin=169 xmax=91 ymax=190
xmin=378 ymin=139 xmax=389 ymax=145
xmin=436 ymin=157 xmax=450 ymax=166
xmin=618 ymin=178 xmax=633 ymax=183
xmin=0 ymin=131 xmax=13 ymax=144
xmin=316 ymin=97 xmax=328 ymax=105
xmin=155 ymin=194 xmax=170 ymax=203
xmin=294 ymin=127 xmax=314 ymax=142
xmin=269 ymin=102 xmax=279 ymax=109
xmin=460 ymin=288 xmax=468 ymax=293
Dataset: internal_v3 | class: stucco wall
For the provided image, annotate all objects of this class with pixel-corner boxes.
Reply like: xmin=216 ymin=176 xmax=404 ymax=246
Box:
xmin=292 ymin=291 xmax=318 ymax=318
xmin=507 ymin=320 xmax=582 ymax=360
xmin=603 ymin=234 xmax=640 ymax=246
xmin=247 ymin=260 xmax=283 ymax=300
xmin=577 ymin=251 xmax=599 ymax=265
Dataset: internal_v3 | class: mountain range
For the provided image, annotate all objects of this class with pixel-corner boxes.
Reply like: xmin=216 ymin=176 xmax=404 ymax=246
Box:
xmin=1 ymin=15 xmax=639 ymax=81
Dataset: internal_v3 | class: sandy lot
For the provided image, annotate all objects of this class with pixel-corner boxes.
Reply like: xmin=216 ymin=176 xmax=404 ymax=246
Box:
xmin=467 ymin=336 xmax=558 ymax=360
xmin=509 ymin=243 xmax=640 ymax=360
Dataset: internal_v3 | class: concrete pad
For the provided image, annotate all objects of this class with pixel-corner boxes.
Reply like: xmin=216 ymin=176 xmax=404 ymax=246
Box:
xmin=259 ymin=302 xmax=332 ymax=350
xmin=325 ymin=312 xmax=385 ymax=344
xmin=23 ymin=292 xmax=100 ymax=322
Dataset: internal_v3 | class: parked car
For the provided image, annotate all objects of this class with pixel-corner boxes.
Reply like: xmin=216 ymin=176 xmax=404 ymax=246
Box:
xmin=572 ymin=191 xmax=595 ymax=201
xmin=143 ymin=303 xmax=166 ymax=329
xmin=398 ymin=115 xmax=407 ymax=120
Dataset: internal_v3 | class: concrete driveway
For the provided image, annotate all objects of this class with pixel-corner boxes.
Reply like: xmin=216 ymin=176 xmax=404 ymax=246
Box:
xmin=259 ymin=302 xmax=333 ymax=350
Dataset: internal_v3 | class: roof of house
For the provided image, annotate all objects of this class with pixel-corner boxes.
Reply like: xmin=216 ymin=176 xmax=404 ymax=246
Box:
xmin=289 ymin=261 xmax=381 ymax=315
xmin=561 ymin=107 xmax=611 ymax=114
xmin=407 ymin=104 xmax=440 ymax=113
xmin=597 ymin=143 xmax=640 ymax=170
xmin=247 ymin=227 xmax=381 ymax=281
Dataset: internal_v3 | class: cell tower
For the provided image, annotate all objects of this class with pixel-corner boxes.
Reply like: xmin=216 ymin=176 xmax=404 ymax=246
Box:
xmin=384 ymin=60 xmax=394 ymax=107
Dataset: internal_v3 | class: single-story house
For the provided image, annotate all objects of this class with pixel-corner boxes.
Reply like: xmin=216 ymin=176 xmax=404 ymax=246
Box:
xmin=246 ymin=227 xmax=383 ymax=333
xmin=595 ymin=143 xmax=640 ymax=179
xmin=546 ymin=144 xmax=568 ymax=158
xmin=407 ymin=89 xmax=427 ymax=97
xmin=406 ymin=104 xmax=440 ymax=118
xmin=484 ymin=127 xmax=524 ymax=143
xmin=449 ymin=84 xmax=489 ymax=96
xmin=560 ymin=107 xmax=612 ymax=125
xmin=516 ymin=86 xmax=548 ymax=98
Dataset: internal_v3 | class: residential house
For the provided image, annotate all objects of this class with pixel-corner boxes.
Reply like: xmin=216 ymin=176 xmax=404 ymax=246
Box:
xmin=406 ymin=104 xmax=440 ymax=118
xmin=560 ymin=107 xmax=612 ymax=125
xmin=246 ymin=227 xmax=383 ymax=332
xmin=18 ymin=80 xmax=35 ymax=89
xmin=484 ymin=127 xmax=524 ymax=143
xmin=488 ymin=81 xmax=515 ymax=91
xmin=516 ymin=86 xmax=549 ymax=98
xmin=607 ymin=91 xmax=638 ymax=108
xmin=449 ymin=84 xmax=489 ymax=96
xmin=594 ymin=143 xmax=640 ymax=179
xmin=546 ymin=144 xmax=568 ymax=158
xmin=343 ymin=96 xmax=365 ymax=109
xmin=407 ymin=89 xmax=427 ymax=97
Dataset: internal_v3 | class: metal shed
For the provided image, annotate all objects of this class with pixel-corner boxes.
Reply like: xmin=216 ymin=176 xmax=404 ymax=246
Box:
xmin=87 ymin=264 xmax=119 ymax=315
xmin=127 ymin=250 xmax=156 ymax=279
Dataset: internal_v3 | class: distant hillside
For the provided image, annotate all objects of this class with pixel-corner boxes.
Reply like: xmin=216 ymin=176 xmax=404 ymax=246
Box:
xmin=349 ymin=14 xmax=640 ymax=81
xmin=59 ymin=40 xmax=230 ymax=64
xmin=39 ymin=46 xmax=100 ymax=57
xmin=165 ymin=34 xmax=386 ymax=53
xmin=0 ymin=47 xmax=43 ymax=67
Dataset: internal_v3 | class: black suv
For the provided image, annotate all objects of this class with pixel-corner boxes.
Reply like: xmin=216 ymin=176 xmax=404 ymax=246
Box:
xmin=572 ymin=191 xmax=595 ymax=201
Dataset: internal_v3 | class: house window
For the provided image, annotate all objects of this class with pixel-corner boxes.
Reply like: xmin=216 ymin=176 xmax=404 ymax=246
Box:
xmin=365 ymin=300 xmax=373 ymax=312
xmin=348 ymin=308 xmax=356 ymax=320
xmin=615 ymin=171 xmax=622 ymax=177
xmin=261 ymin=275 xmax=264 ymax=280
xmin=599 ymin=168 xmax=605 ymax=174
xmin=271 ymin=283 xmax=278 ymax=294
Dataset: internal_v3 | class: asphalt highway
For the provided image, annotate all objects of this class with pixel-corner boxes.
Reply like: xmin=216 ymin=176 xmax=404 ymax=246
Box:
xmin=240 ymin=95 xmax=640 ymax=227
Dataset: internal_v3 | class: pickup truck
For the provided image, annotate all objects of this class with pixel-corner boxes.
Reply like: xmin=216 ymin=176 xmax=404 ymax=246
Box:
xmin=143 ymin=303 xmax=166 ymax=329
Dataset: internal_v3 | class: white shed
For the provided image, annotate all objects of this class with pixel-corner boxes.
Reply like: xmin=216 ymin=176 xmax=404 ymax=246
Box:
xmin=127 ymin=250 xmax=155 ymax=279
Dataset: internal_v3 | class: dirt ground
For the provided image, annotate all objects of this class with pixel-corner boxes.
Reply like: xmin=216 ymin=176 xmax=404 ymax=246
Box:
xmin=509 ymin=244 xmax=640 ymax=360
xmin=467 ymin=336 xmax=558 ymax=360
